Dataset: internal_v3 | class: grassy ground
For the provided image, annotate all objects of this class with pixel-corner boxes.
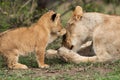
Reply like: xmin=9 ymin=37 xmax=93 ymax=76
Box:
xmin=0 ymin=53 xmax=120 ymax=80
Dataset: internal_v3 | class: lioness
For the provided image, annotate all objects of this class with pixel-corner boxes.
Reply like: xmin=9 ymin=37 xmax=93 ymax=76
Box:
xmin=62 ymin=6 xmax=120 ymax=63
xmin=0 ymin=10 xmax=66 ymax=69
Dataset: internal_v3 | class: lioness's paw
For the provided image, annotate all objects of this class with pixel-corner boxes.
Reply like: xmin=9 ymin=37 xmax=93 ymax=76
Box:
xmin=39 ymin=64 xmax=49 ymax=68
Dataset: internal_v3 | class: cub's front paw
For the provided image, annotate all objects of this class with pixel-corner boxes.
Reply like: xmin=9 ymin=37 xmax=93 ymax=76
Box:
xmin=39 ymin=64 xmax=49 ymax=68
xmin=9 ymin=63 xmax=28 ymax=69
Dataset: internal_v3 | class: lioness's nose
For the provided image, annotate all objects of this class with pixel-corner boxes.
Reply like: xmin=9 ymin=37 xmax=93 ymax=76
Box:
xmin=70 ymin=45 xmax=74 ymax=50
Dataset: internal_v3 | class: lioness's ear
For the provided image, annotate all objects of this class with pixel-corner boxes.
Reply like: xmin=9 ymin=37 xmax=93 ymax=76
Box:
xmin=73 ymin=6 xmax=83 ymax=21
xmin=51 ymin=13 xmax=56 ymax=21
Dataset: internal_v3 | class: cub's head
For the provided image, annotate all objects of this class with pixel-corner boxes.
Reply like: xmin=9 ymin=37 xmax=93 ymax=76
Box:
xmin=38 ymin=10 xmax=64 ymax=34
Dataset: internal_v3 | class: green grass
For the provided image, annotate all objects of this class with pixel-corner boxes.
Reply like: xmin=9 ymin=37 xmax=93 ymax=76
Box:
xmin=0 ymin=55 xmax=120 ymax=80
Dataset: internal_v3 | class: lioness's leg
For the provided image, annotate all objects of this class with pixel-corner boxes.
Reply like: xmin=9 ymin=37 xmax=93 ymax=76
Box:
xmin=5 ymin=51 xmax=28 ymax=69
xmin=76 ymin=43 xmax=112 ymax=63
xmin=58 ymin=47 xmax=98 ymax=63
xmin=93 ymin=47 xmax=112 ymax=62
xmin=36 ymin=49 xmax=49 ymax=68
xmin=92 ymin=39 xmax=112 ymax=62
xmin=72 ymin=41 xmax=92 ymax=52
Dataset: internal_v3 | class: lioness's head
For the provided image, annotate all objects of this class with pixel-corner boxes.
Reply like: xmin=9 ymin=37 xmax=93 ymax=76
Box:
xmin=62 ymin=6 xmax=83 ymax=50
xmin=38 ymin=10 xmax=64 ymax=34
xmin=62 ymin=29 xmax=74 ymax=50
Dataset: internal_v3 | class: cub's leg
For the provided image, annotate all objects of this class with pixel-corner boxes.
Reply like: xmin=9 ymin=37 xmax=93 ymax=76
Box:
xmin=5 ymin=51 xmax=28 ymax=69
xmin=36 ymin=48 xmax=49 ymax=68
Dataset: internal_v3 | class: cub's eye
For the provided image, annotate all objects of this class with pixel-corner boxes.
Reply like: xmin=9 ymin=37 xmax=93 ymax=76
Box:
xmin=80 ymin=16 xmax=83 ymax=19
xmin=58 ymin=30 xmax=61 ymax=32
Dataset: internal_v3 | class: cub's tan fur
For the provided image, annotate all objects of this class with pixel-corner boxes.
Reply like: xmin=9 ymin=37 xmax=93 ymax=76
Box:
xmin=62 ymin=6 xmax=120 ymax=63
xmin=0 ymin=11 xmax=66 ymax=69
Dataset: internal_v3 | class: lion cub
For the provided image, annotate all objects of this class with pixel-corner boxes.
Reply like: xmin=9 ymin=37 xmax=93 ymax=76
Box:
xmin=0 ymin=11 xmax=66 ymax=69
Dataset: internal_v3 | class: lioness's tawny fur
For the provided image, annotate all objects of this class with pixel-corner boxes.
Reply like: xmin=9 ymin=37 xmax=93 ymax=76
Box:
xmin=62 ymin=6 xmax=120 ymax=63
xmin=0 ymin=11 xmax=66 ymax=69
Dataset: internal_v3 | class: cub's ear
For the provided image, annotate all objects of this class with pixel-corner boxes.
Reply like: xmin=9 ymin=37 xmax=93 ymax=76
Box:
xmin=51 ymin=13 xmax=56 ymax=21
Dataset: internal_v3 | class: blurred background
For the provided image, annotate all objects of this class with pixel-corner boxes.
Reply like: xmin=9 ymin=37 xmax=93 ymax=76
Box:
xmin=0 ymin=0 xmax=120 ymax=32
